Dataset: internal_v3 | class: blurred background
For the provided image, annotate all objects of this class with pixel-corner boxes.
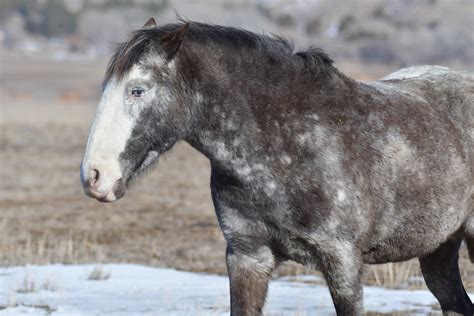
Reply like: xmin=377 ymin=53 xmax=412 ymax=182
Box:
xmin=1 ymin=0 xmax=473 ymax=300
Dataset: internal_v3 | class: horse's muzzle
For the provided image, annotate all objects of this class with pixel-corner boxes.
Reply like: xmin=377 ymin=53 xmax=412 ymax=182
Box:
xmin=82 ymin=169 xmax=126 ymax=203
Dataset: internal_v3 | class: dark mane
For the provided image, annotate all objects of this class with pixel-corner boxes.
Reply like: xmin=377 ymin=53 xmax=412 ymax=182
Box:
xmin=105 ymin=21 xmax=334 ymax=83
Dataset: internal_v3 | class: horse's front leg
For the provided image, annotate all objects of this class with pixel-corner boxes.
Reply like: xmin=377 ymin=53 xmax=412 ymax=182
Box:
xmin=226 ymin=244 xmax=276 ymax=316
xmin=319 ymin=240 xmax=364 ymax=316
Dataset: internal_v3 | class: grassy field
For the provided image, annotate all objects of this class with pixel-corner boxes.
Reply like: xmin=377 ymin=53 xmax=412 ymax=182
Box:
xmin=0 ymin=52 xmax=472 ymax=294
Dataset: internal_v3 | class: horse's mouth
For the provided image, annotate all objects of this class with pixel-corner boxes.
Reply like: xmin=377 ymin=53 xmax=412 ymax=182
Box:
xmin=89 ymin=151 xmax=158 ymax=203
xmin=86 ymin=178 xmax=126 ymax=203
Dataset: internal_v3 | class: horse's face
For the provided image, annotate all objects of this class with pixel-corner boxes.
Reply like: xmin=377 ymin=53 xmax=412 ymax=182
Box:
xmin=80 ymin=22 xmax=190 ymax=202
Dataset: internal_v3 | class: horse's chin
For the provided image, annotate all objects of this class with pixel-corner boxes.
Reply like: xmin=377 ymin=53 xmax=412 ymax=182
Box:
xmin=125 ymin=150 xmax=160 ymax=183
xmin=98 ymin=150 xmax=158 ymax=203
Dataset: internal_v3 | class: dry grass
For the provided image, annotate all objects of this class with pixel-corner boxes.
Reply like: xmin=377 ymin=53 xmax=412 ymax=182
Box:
xmin=16 ymin=273 xmax=37 ymax=294
xmin=87 ymin=266 xmax=111 ymax=281
xmin=0 ymin=52 xmax=472 ymax=294
xmin=0 ymin=301 xmax=57 ymax=313
xmin=366 ymin=260 xmax=422 ymax=289
xmin=15 ymin=273 xmax=57 ymax=293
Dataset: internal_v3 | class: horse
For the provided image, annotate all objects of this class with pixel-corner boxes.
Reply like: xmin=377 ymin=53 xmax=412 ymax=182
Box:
xmin=80 ymin=18 xmax=474 ymax=315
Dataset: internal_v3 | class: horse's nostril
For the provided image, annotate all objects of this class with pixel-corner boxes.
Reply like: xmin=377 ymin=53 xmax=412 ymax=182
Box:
xmin=89 ymin=169 xmax=100 ymax=187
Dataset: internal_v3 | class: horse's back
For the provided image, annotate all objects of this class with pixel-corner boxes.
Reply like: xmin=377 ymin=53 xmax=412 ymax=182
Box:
xmin=381 ymin=65 xmax=458 ymax=81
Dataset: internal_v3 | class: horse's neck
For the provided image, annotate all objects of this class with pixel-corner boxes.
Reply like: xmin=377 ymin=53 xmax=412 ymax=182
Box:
xmin=182 ymin=47 xmax=354 ymax=178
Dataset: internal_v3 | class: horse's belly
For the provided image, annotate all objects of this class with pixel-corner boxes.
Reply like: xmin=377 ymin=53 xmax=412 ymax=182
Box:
xmin=362 ymin=199 xmax=469 ymax=264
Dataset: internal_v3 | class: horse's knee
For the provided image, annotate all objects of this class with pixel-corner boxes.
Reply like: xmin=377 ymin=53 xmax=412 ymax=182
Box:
xmin=226 ymin=245 xmax=275 ymax=276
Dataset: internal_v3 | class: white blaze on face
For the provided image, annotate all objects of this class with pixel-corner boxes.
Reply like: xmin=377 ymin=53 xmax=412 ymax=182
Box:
xmin=80 ymin=65 xmax=149 ymax=197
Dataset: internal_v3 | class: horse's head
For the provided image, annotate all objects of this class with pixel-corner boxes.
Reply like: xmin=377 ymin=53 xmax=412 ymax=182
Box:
xmin=80 ymin=19 xmax=191 ymax=202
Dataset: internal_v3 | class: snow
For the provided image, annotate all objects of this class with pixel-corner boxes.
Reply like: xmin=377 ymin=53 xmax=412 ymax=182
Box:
xmin=0 ymin=264 xmax=470 ymax=315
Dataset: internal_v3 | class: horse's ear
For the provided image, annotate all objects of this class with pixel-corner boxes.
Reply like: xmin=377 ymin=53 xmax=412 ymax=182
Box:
xmin=143 ymin=17 xmax=156 ymax=28
xmin=160 ymin=22 xmax=190 ymax=60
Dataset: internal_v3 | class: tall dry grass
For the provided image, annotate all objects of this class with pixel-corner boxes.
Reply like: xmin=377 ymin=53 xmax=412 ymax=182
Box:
xmin=1 ymin=217 xmax=473 ymax=291
xmin=0 ymin=228 xmax=108 ymax=266
xmin=366 ymin=260 xmax=422 ymax=289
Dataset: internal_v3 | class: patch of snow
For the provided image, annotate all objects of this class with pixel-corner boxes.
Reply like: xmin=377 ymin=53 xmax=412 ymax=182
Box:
xmin=0 ymin=264 xmax=471 ymax=315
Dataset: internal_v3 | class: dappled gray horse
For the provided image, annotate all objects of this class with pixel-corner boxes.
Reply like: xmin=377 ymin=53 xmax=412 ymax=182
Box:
xmin=80 ymin=18 xmax=474 ymax=315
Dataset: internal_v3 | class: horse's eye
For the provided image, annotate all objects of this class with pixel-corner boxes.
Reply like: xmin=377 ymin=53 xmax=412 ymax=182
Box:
xmin=131 ymin=88 xmax=143 ymax=98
